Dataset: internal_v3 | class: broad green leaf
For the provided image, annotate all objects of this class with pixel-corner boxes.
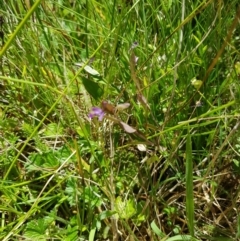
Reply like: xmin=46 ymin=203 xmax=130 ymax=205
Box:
xmin=24 ymin=219 xmax=48 ymax=240
xmin=82 ymin=77 xmax=104 ymax=100
xmin=99 ymin=210 xmax=116 ymax=220
xmin=165 ymin=235 xmax=201 ymax=241
xmin=42 ymin=123 xmax=63 ymax=137
xmin=89 ymin=227 xmax=96 ymax=241
xmin=27 ymin=151 xmax=60 ymax=172
xmin=115 ymin=196 xmax=136 ymax=220
xmin=65 ymin=225 xmax=79 ymax=241
xmin=150 ymin=220 xmax=164 ymax=237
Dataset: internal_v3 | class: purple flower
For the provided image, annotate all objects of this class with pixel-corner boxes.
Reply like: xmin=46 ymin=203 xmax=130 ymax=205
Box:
xmin=88 ymin=107 xmax=105 ymax=121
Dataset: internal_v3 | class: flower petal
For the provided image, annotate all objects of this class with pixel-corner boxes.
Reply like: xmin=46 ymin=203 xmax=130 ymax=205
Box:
xmin=88 ymin=107 xmax=105 ymax=121
xmin=98 ymin=111 xmax=105 ymax=121
xmin=91 ymin=107 xmax=103 ymax=114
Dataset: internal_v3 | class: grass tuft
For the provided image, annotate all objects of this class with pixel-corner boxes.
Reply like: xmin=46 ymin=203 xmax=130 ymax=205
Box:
xmin=0 ymin=0 xmax=240 ymax=240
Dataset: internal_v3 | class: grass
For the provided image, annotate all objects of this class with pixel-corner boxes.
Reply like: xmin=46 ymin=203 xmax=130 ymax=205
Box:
xmin=0 ymin=0 xmax=240 ymax=240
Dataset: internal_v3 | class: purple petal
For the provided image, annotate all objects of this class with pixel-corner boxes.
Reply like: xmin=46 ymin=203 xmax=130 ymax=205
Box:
xmin=88 ymin=107 xmax=105 ymax=121
xmin=88 ymin=112 xmax=95 ymax=119
xmin=91 ymin=107 xmax=103 ymax=114
xmin=98 ymin=111 xmax=105 ymax=121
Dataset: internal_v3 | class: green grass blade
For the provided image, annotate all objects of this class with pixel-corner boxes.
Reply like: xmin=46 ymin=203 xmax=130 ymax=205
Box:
xmin=0 ymin=0 xmax=43 ymax=57
xmin=186 ymin=125 xmax=194 ymax=236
